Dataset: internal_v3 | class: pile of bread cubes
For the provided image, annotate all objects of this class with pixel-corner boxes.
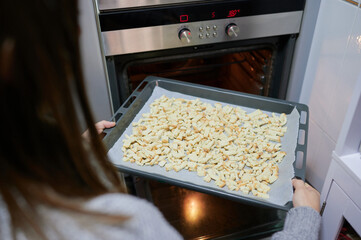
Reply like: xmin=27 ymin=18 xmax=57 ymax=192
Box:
xmin=122 ymin=95 xmax=288 ymax=199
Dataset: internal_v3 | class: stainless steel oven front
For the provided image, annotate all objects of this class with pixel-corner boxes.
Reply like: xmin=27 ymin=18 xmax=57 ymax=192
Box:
xmin=96 ymin=0 xmax=304 ymax=112
xmin=95 ymin=0 xmax=305 ymax=239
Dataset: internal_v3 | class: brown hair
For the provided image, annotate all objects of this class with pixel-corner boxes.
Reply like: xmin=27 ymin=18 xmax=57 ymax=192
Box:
xmin=0 ymin=0 xmax=127 ymax=238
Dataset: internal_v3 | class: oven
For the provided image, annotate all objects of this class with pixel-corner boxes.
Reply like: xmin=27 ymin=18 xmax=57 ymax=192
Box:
xmin=95 ymin=0 xmax=305 ymax=239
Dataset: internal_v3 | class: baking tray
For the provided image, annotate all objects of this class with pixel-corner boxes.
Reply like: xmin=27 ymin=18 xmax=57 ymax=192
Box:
xmin=103 ymin=76 xmax=309 ymax=210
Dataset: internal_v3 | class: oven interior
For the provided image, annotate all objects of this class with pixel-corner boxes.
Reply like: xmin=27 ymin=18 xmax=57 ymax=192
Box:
xmin=107 ymin=35 xmax=294 ymax=112
xmin=127 ymin=48 xmax=272 ymax=96
xmin=129 ymin=178 xmax=286 ymax=240
xmin=106 ymin=35 xmax=296 ymax=239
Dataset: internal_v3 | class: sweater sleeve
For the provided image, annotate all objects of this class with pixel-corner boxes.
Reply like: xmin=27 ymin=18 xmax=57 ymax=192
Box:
xmin=272 ymin=207 xmax=321 ymax=240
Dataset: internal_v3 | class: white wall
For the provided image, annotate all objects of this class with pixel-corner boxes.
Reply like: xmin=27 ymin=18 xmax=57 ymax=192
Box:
xmin=300 ymin=0 xmax=361 ymax=190
xmin=78 ymin=0 xmax=113 ymax=123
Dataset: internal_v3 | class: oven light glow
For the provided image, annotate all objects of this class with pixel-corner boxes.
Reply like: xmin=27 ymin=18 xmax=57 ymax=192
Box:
xmin=227 ymin=9 xmax=240 ymax=18
xmin=183 ymin=193 xmax=205 ymax=224
xmin=180 ymin=15 xmax=189 ymax=22
xmin=355 ymin=35 xmax=361 ymax=53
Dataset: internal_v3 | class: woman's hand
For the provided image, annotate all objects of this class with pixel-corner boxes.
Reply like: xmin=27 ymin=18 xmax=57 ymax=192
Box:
xmin=93 ymin=120 xmax=116 ymax=134
xmin=292 ymin=178 xmax=321 ymax=212
xmin=82 ymin=120 xmax=116 ymax=139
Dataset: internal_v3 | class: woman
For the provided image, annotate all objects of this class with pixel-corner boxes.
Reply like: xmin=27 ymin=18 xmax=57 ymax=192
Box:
xmin=0 ymin=1 xmax=181 ymax=239
xmin=0 ymin=0 xmax=320 ymax=239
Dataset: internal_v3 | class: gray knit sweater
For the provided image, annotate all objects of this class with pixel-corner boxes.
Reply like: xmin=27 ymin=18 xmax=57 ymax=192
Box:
xmin=272 ymin=206 xmax=321 ymax=240
xmin=0 ymin=194 xmax=320 ymax=240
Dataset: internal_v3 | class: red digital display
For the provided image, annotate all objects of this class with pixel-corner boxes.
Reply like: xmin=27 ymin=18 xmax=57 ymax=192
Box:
xmin=227 ymin=9 xmax=240 ymax=18
xmin=211 ymin=12 xmax=216 ymax=18
xmin=180 ymin=15 xmax=189 ymax=22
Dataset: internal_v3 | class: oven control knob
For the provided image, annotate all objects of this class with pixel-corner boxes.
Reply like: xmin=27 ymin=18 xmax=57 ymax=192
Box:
xmin=226 ymin=24 xmax=240 ymax=38
xmin=179 ymin=28 xmax=192 ymax=43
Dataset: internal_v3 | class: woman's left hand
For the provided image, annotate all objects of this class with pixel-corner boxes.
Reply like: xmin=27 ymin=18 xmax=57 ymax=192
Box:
xmin=82 ymin=120 xmax=116 ymax=139
xmin=292 ymin=178 xmax=320 ymax=212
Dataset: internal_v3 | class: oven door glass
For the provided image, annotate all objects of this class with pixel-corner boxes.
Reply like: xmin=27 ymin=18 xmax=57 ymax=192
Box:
xmin=132 ymin=178 xmax=286 ymax=240
xmin=127 ymin=49 xmax=272 ymax=97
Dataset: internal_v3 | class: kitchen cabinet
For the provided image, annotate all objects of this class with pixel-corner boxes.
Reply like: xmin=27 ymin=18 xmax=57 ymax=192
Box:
xmin=320 ymin=155 xmax=361 ymax=239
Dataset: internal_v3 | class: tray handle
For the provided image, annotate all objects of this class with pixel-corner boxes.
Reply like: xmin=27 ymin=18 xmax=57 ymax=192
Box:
xmin=103 ymin=79 xmax=151 ymax=135
xmin=293 ymin=104 xmax=309 ymax=180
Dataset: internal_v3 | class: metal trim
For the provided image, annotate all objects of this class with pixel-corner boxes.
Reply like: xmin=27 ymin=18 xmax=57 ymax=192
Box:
xmin=101 ymin=11 xmax=303 ymax=56
xmin=97 ymin=0 xmax=212 ymax=11
xmin=91 ymin=0 xmax=115 ymax=115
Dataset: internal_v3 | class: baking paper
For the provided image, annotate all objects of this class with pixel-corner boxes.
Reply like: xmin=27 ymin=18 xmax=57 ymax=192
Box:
xmin=108 ymin=86 xmax=299 ymax=207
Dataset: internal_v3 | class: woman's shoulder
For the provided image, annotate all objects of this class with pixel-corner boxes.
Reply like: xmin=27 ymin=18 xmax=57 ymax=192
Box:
xmin=84 ymin=192 xmax=164 ymax=217
xmin=82 ymin=193 xmax=183 ymax=240
xmin=1 ymin=193 xmax=183 ymax=240
xmin=0 ymin=196 xmax=12 ymax=239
